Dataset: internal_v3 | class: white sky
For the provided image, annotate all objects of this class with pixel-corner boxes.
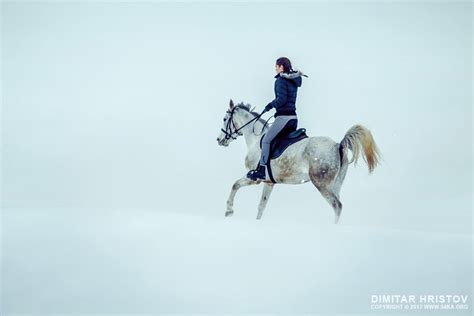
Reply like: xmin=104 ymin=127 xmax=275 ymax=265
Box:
xmin=1 ymin=1 xmax=472 ymax=233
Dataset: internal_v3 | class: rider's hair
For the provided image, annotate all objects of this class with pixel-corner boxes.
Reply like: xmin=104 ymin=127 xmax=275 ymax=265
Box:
xmin=276 ymin=57 xmax=294 ymax=73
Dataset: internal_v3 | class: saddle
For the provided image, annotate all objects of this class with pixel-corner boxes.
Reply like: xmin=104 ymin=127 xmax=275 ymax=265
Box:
xmin=259 ymin=128 xmax=308 ymax=160
xmin=259 ymin=128 xmax=308 ymax=183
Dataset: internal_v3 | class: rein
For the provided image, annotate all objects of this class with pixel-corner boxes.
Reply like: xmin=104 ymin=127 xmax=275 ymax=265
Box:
xmin=221 ymin=106 xmax=270 ymax=140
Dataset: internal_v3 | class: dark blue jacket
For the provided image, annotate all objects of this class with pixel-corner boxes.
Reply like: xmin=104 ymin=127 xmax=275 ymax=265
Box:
xmin=267 ymin=71 xmax=304 ymax=117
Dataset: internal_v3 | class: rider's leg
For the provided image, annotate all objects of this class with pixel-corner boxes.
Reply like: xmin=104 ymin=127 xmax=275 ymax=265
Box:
xmin=247 ymin=115 xmax=298 ymax=180
xmin=259 ymin=115 xmax=298 ymax=166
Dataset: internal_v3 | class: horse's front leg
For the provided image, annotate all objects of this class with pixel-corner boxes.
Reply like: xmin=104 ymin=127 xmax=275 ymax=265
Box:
xmin=256 ymin=183 xmax=274 ymax=220
xmin=225 ymin=177 xmax=257 ymax=217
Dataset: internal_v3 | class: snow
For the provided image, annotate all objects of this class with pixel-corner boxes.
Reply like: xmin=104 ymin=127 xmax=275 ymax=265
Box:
xmin=2 ymin=208 xmax=471 ymax=315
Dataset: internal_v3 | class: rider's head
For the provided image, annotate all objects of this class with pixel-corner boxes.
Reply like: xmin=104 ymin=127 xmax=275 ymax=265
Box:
xmin=275 ymin=57 xmax=293 ymax=74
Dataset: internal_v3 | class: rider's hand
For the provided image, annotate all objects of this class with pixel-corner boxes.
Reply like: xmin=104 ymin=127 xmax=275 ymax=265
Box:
xmin=264 ymin=103 xmax=273 ymax=112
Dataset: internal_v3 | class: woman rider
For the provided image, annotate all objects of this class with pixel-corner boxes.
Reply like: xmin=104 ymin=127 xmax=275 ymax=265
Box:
xmin=247 ymin=57 xmax=307 ymax=181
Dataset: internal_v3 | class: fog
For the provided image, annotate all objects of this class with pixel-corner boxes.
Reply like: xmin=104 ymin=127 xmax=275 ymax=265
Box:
xmin=1 ymin=1 xmax=472 ymax=315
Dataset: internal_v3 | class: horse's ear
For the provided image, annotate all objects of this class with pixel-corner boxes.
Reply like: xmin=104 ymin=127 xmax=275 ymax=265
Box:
xmin=229 ymin=99 xmax=234 ymax=108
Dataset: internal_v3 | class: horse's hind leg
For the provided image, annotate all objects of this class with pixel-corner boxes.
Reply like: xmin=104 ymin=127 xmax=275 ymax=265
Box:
xmin=256 ymin=183 xmax=274 ymax=220
xmin=226 ymin=177 xmax=257 ymax=217
xmin=332 ymin=157 xmax=349 ymax=199
xmin=309 ymin=165 xmax=343 ymax=224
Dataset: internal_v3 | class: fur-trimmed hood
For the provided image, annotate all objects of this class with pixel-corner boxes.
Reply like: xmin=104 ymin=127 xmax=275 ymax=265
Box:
xmin=275 ymin=70 xmax=307 ymax=87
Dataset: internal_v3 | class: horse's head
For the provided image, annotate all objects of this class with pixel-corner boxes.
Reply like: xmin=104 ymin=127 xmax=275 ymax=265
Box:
xmin=216 ymin=99 xmax=244 ymax=147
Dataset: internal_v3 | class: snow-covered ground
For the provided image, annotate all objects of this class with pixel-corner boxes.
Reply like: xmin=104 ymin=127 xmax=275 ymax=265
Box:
xmin=2 ymin=208 xmax=471 ymax=315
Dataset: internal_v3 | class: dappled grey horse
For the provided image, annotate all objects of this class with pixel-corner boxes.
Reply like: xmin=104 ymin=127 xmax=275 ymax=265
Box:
xmin=217 ymin=100 xmax=381 ymax=223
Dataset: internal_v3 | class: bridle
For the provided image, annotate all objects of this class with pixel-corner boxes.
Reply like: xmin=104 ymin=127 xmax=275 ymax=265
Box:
xmin=220 ymin=106 xmax=270 ymax=141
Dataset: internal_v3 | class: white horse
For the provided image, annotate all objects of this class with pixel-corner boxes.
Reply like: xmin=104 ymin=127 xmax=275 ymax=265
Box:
xmin=217 ymin=100 xmax=381 ymax=223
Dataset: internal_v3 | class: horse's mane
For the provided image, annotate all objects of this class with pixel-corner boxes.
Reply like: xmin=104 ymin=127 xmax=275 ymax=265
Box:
xmin=234 ymin=102 xmax=267 ymax=124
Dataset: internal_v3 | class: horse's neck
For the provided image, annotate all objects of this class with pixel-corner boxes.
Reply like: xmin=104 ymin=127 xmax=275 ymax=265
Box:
xmin=236 ymin=111 xmax=268 ymax=149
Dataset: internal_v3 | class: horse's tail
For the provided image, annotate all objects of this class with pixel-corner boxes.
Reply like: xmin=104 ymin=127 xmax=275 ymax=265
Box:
xmin=338 ymin=124 xmax=381 ymax=173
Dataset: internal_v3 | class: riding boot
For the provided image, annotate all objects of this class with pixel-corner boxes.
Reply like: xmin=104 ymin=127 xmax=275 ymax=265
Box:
xmin=246 ymin=164 xmax=266 ymax=181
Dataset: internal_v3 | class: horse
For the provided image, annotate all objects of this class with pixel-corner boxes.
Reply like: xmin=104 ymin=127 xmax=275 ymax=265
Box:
xmin=216 ymin=99 xmax=381 ymax=223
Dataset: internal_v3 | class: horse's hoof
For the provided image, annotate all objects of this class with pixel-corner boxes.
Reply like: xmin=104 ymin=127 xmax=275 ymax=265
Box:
xmin=225 ymin=211 xmax=233 ymax=217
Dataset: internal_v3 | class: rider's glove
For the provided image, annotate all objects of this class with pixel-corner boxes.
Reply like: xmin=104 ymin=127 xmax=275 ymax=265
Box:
xmin=264 ymin=103 xmax=273 ymax=112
